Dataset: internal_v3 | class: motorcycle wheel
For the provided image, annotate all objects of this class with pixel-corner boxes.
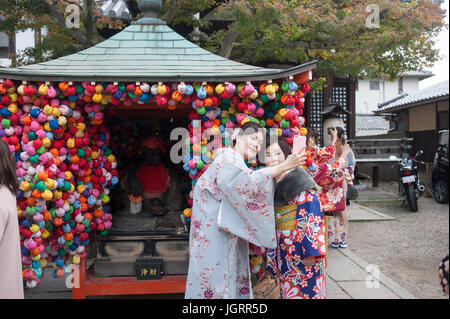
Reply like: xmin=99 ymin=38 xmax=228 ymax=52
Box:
xmin=405 ymin=184 xmax=418 ymax=212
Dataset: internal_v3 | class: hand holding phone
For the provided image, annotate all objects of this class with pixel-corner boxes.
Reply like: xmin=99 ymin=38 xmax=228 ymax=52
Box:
xmin=293 ymin=134 xmax=306 ymax=154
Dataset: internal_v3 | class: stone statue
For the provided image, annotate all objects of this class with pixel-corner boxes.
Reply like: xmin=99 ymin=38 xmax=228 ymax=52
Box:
xmin=112 ymin=136 xmax=184 ymax=232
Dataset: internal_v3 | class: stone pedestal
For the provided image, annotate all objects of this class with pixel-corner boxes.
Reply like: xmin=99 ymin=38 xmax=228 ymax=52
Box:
xmin=94 ymin=232 xmax=189 ymax=277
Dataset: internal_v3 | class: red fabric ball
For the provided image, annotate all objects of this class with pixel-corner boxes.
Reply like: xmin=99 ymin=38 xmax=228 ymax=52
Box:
xmin=94 ymin=168 xmax=103 ymax=177
xmin=22 ymin=229 xmax=32 ymax=239
xmin=79 ymin=232 xmax=89 ymax=242
xmin=68 ymin=126 xmax=78 ymax=136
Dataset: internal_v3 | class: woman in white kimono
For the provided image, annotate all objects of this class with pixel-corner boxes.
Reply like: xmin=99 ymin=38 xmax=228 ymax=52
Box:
xmin=185 ymin=122 xmax=307 ymax=299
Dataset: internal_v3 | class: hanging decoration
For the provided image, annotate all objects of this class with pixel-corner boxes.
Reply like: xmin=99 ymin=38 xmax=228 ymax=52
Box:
xmin=0 ymin=73 xmax=311 ymax=287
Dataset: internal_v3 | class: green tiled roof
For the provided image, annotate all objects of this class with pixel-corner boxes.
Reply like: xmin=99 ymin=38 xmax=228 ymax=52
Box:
xmin=0 ymin=19 xmax=316 ymax=82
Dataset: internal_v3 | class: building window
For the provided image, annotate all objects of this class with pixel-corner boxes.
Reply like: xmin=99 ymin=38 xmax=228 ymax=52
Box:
xmin=438 ymin=111 xmax=449 ymax=130
xmin=0 ymin=32 xmax=10 ymax=59
xmin=398 ymin=77 xmax=404 ymax=95
xmin=369 ymin=80 xmax=380 ymax=90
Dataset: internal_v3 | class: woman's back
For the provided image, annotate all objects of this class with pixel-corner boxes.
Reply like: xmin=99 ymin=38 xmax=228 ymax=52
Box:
xmin=0 ymin=185 xmax=24 ymax=298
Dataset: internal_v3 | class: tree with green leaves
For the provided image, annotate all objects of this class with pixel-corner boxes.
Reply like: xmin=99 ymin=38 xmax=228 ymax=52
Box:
xmin=210 ymin=0 xmax=447 ymax=83
xmin=0 ymin=0 xmax=126 ymax=65
xmin=1 ymin=0 xmax=447 ymax=87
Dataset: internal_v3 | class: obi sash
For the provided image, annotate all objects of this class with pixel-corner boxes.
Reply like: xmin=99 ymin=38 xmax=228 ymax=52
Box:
xmin=274 ymin=204 xmax=298 ymax=230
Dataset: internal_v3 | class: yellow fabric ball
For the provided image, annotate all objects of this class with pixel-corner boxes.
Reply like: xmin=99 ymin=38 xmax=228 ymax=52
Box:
xmin=157 ymin=84 xmax=166 ymax=95
xmin=44 ymin=122 xmax=51 ymax=132
xmin=76 ymin=123 xmax=86 ymax=132
xmin=44 ymin=179 xmax=55 ymax=189
xmin=183 ymin=208 xmax=192 ymax=217
xmin=42 ymin=137 xmax=51 ymax=148
xmin=41 ymin=229 xmax=50 ymax=239
xmin=95 ymin=84 xmax=103 ymax=93
xmin=65 ymin=171 xmax=73 ymax=180
xmin=7 ymin=103 xmax=18 ymax=114
xmin=30 ymin=224 xmax=40 ymax=233
xmin=42 ymin=189 xmax=53 ymax=201
xmin=215 ymin=83 xmax=225 ymax=94
xmin=107 ymin=154 xmax=116 ymax=163
xmin=278 ymin=109 xmax=289 ymax=117
xmin=43 ymin=105 xmax=52 ymax=115
xmin=72 ymin=254 xmax=81 ymax=265
xmin=52 ymin=107 xmax=61 ymax=117
xmin=53 ymin=190 xmax=62 ymax=200
xmin=67 ymin=138 xmax=75 ymax=148
xmin=77 ymin=185 xmax=86 ymax=194
xmin=9 ymin=92 xmax=18 ymax=102
xmin=93 ymin=93 xmax=102 ymax=103
xmin=20 ymin=181 xmax=31 ymax=192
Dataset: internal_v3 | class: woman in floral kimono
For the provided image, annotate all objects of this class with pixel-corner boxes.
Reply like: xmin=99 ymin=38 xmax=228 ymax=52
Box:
xmin=185 ymin=122 xmax=307 ymax=299
xmin=306 ymin=127 xmax=351 ymax=248
xmin=264 ymin=136 xmax=327 ymax=299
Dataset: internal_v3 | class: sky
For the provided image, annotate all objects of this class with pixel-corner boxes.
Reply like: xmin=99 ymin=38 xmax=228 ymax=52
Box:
xmin=420 ymin=0 xmax=450 ymax=89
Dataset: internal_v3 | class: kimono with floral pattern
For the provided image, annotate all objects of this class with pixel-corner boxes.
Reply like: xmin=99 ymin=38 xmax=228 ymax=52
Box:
xmin=185 ymin=147 xmax=277 ymax=299
xmin=266 ymin=190 xmax=326 ymax=299
xmin=309 ymin=145 xmax=347 ymax=213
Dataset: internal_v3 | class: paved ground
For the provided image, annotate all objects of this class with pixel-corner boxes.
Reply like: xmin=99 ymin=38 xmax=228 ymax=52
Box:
xmin=326 ymin=247 xmax=415 ymax=299
xmin=347 ymin=182 xmax=449 ymax=299
xmin=24 ymin=182 xmax=447 ymax=299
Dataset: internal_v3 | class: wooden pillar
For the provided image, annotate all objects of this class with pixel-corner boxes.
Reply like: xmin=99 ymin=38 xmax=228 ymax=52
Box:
xmin=348 ymin=77 xmax=356 ymax=140
xmin=8 ymin=32 xmax=16 ymax=66
xmin=322 ymin=73 xmax=334 ymax=108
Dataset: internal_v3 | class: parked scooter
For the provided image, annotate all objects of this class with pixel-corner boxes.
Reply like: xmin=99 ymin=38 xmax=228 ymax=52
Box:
xmin=390 ymin=150 xmax=426 ymax=212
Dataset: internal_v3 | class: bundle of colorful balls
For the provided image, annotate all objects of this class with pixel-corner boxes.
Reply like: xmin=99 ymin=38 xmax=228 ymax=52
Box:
xmin=1 ymin=79 xmax=119 ymax=288
xmin=1 ymin=76 xmax=312 ymax=286
xmin=179 ymin=79 xmax=311 ymax=224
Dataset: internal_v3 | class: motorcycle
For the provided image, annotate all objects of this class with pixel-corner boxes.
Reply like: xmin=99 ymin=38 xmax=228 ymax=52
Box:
xmin=390 ymin=150 xmax=426 ymax=212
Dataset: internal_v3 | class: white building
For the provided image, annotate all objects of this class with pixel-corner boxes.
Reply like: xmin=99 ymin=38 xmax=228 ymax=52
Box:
xmin=355 ymin=71 xmax=433 ymax=136
xmin=0 ymin=27 xmax=36 ymax=68
xmin=356 ymin=71 xmax=433 ymax=114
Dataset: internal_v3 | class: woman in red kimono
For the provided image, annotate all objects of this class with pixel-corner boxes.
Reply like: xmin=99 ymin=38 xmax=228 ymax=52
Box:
xmin=306 ymin=127 xmax=351 ymax=248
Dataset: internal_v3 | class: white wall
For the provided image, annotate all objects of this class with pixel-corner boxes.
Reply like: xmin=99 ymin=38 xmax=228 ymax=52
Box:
xmin=0 ymin=29 xmax=35 ymax=67
xmin=357 ymin=129 xmax=389 ymax=136
xmin=356 ymin=77 xmax=420 ymax=114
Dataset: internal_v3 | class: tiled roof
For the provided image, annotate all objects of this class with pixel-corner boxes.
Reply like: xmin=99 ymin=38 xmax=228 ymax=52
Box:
xmin=402 ymin=70 xmax=433 ymax=79
xmin=375 ymin=80 xmax=449 ymax=113
xmin=356 ymin=114 xmax=390 ymax=131
xmin=0 ymin=17 xmax=316 ymax=82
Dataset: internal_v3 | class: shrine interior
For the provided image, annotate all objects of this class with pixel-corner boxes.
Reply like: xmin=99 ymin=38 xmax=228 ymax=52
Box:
xmin=104 ymin=110 xmax=192 ymax=234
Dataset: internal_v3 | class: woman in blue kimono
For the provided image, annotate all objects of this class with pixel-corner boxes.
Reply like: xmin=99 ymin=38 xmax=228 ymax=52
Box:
xmin=185 ymin=122 xmax=307 ymax=299
xmin=264 ymin=136 xmax=327 ymax=299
